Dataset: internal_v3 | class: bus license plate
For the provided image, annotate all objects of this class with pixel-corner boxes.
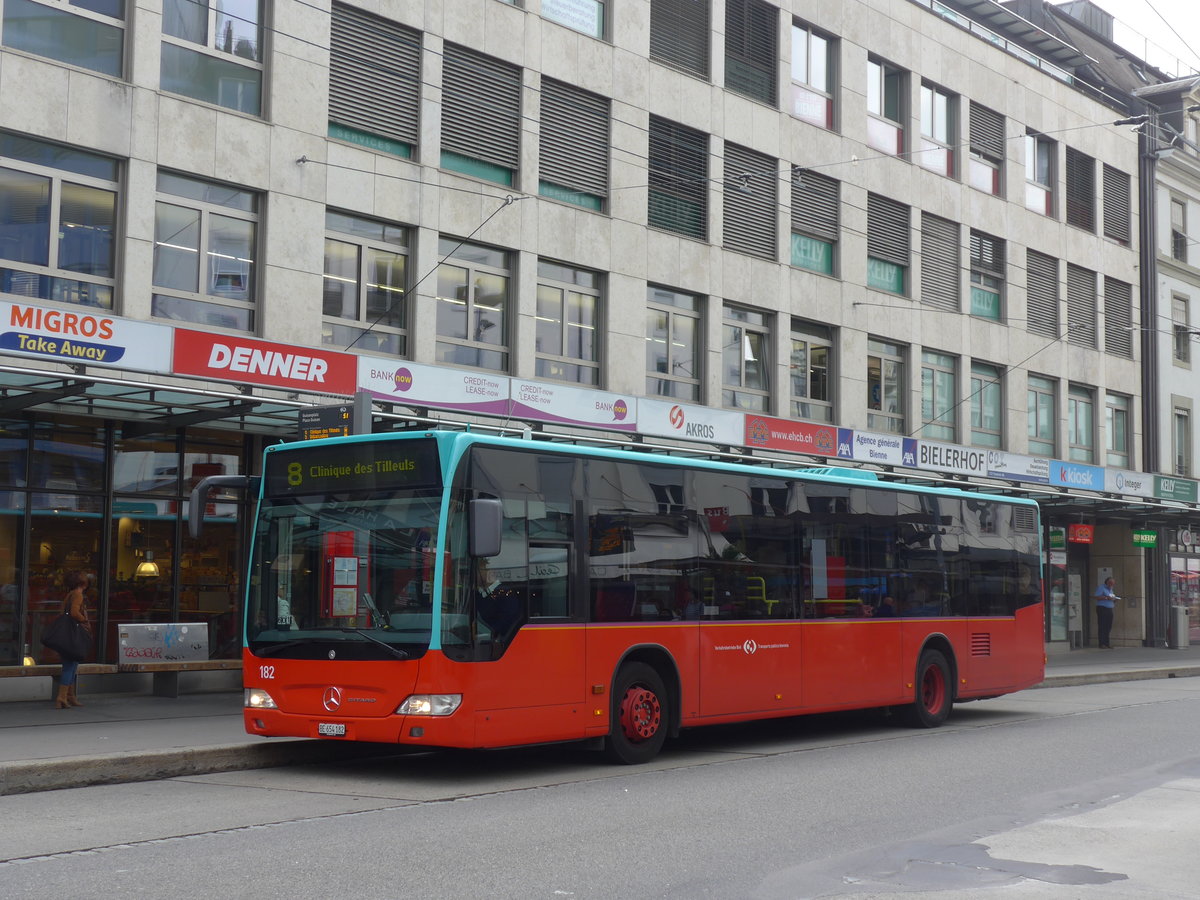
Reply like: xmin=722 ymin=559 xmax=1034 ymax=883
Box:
xmin=318 ymin=723 xmax=346 ymax=737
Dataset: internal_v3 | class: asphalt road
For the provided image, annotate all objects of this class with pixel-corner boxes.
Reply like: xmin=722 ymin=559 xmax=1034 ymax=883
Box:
xmin=2 ymin=678 xmax=1199 ymax=899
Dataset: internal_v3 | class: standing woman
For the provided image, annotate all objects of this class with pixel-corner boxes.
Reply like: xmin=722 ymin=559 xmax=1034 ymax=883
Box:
xmin=56 ymin=571 xmax=91 ymax=708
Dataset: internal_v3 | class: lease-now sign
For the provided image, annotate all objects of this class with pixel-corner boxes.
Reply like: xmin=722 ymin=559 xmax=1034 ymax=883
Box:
xmin=172 ymin=330 xmax=356 ymax=394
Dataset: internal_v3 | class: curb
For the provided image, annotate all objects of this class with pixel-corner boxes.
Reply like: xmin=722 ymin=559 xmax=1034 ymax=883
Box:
xmin=0 ymin=739 xmax=397 ymax=797
xmin=1035 ymin=666 xmax=1200 ymax=689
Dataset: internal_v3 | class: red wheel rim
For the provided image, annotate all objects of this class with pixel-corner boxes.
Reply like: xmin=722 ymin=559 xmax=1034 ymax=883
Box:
xmin=618 ymin=685 xmax=662 ymax=743
xmin=920 ymin=664 xmax=946 ymax=714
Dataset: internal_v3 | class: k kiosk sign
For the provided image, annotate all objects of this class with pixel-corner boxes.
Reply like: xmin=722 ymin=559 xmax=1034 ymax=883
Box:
xmin=172 ymin=330 xmax=357 ymax=395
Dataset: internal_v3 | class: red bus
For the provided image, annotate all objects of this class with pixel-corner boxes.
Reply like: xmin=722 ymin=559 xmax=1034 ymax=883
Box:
xmin=198 ymin=430 xmax=1044 ymax=764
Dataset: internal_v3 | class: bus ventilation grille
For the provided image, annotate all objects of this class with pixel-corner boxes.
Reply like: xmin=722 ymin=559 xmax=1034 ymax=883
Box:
xmin=970 ymin=633 xmax=993 ymax=656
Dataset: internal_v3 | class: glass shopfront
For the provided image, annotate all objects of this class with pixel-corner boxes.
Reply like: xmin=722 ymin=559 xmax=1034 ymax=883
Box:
xmin=1169 ymin=553 xmax=1200 ymax=644
xmin=0 ymin=414 xmax=253 ymax=667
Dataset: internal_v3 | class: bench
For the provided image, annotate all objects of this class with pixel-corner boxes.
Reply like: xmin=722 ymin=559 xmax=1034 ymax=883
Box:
xmin=0 ymin=664 xmax=119 ymax=678
xmin=117 ymin=659 xmax=243 ymax=697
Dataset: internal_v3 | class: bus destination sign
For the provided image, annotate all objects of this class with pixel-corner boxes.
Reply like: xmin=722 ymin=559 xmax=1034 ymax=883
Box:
xmin=298 ymin=405 xmax=352 ymax=441
xmin=266 ymin=439 xmax=440 ymax=496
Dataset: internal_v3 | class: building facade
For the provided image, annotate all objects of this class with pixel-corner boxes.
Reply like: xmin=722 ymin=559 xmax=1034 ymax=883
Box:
xmin=0 ymin=0 xmax=1197 ymax=686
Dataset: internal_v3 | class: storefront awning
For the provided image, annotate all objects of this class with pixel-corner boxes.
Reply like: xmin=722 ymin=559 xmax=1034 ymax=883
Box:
xmin=0 ymin=365 xmax=312 ymax=435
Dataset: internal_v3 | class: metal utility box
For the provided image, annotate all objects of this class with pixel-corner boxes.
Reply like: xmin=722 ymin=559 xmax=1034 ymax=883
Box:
xmin=117 ymin=622 xmax=209 ymax=662
xmin=1168 ymin=606 xmax=1190 ymax=650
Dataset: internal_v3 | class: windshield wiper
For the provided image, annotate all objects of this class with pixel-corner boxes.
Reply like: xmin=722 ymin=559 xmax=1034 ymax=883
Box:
xmin=254 ymin=639 xmax=310 ymax=657
xmin=339 ymin=627 xmax=409 ymax=659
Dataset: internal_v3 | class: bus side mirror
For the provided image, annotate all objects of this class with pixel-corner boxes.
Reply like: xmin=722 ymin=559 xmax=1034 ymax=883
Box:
xmin=469 ymin=498 xmax=503 ymax=557
xmin=188 ymin=474 xmax=259 ymax=539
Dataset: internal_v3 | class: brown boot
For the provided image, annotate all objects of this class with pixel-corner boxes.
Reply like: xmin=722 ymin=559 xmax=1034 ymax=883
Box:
xmin=67 ymin=684 xmax=83 ymax=707
xmin=55 ymin=684 xmax=70 ymax=709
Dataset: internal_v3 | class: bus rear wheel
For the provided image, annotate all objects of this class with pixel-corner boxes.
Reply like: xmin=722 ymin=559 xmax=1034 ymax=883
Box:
xmin=901 ymin=649 xmax=951 ymax=728
xmin=605 ymin=662 xmax=668 ymax=764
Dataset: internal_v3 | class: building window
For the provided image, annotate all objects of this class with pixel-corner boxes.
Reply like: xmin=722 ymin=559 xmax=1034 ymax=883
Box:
xmin=920 ymin=350 xmax=956 ymax=441
xmin=867 ymin=338 xmax=905 ymax=434
xmin=541 ymin=0 xmax=605 ymax=38
xmin=1068 ymin=384 xmax=1095 ymax=463
xmin=866 ymin=57 xmax=905 ymax=155
xmin=646 ymin=285 xmax=701 ymax=401
xmin=723 ymin=143 xmax=777 ymax=259
xmin=535 ymin=260 xmax=600 ymax=385
xmin=1102 ymin=164 xmax=1131 ymax=245
xmin=725 ymin=0 xmax=777 ymax=105
xmin=161 ymin=0 xmax=263 ymax=115
xmin=648 ymin=116 xmax=708 ymax=239
xmin=723 ymin=303 xmax=770 ymax=411
xmin=1025 ymin=250 xmax=1059 ymax=338
xmin=649 ymin=0 xmax=708 ymax=78
xmin=969 ymin=230 xmax=1004 ymax=321
xmin=2 ymin=0 xmax=125 ymax=76
xmin=321 ymin=210 xmax=408 ymax=355
xmin=790 ymin=169 xmax=837 ymax=274
xmin=328 ymin=4 xmax=419 ymax=158
xmin=441 ymin=45 xmax=520 ymax=186
xmin=1024 ymin=131 xmax=1054 ymax=216
xmin=1104 ymin=277 xmax=1133 ymax=358
xmin=435 ymin=238 xmax=510 ymax=371
xmin=1066 ymin=264 xmax=1096 ymax=348
xmin=540 ymin=78 xmax=609 ymax=211
xmin=968 ymin=101 xmax=1003 ymax=195
xmin=790 ymin=319 xmax=831 ymax=422
xmin=866 ymin=193 xmax=908 ymax=294
xmin=790 ymin=22 xmax=834 ymax=129
xmin=152 ymin=172 xmax=258 ymax=331
xmin=920 ymin=213 xmax=959 ymax=311
xmin=1171 ymin=198 xmax=1188 ymax=263
xmin=1174 ymin=295 xmax=1191 ymax=364
xmin=1064 ymin=147 xmax=1095 ymax=232
xmin=0 ymin=132 xmax=117 ymax=310
xmin=1174 ymin=406 xmax=1192 ymax=476
xmin=1027 ymin=375 xmax=1056 ymax=458
xmin=970 ymin=362 xmax=1002 ymax=449
xmin=918 ymin=83 xmax=955 ymax=176
xmin=1105 ymin=393 xmax=1130 ymax=468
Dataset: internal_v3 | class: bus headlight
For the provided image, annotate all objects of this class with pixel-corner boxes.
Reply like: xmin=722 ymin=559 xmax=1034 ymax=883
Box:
xmin=397 ymin=694 xmax=462 ymax=716
xmin=245 ymin=688 xmax=278 ymax=710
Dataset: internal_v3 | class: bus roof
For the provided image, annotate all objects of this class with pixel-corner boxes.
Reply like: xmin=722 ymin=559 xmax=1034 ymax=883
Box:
xmin=269 ymin=428 xmax=1040 ymax=510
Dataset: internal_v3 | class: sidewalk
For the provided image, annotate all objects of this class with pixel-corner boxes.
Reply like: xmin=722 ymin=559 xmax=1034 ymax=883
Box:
xmin=2 ymin=645 xmax=1199 ymax=796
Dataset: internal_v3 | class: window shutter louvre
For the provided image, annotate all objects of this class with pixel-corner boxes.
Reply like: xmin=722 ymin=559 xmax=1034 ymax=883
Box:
xmin=442 ymin=44 xmax=521 ymax=170
xmin=791 ymin=170 xmax=838 ymax=241
xmin=920 ymin=213 xmax=959 ymax=311
xmin=723 ymin=143 xmax=777 ymax=259
xmin=1066 ymin=264 xmax=1097 ymax=347
xmin=540 ymin=78 xmax=609 ymax=200
xmin=1104 ymin=277 xmax=1133 ymax=357
xmin=650 ymin=0 xmax=710 ymax=77
xmin=867 ymin=194 xmax=909 ymax=266
xmin=970 ymin=230 xmax=1005 ymax=276
xmin=969 ymin=101 xmax=1004 ymax=160
xmin=1065 ymin=147 xmax=1095 ymax=231
xmin=329 ymin=4 xmax=420 ymax=148
xmin=1026 ymin=250 xmax=1059 ymax=338
xmin=1102 ymin=164 xmax=1131 ymax=244
xmin=648 ymin=116 xmax=709 ymax=239
xmin=725 ymin=0 xmax=778 ymax=105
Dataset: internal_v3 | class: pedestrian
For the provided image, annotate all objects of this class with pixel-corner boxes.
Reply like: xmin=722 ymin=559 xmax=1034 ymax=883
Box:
xmin=1094 ymin=576 xmax=1119 ymax=649
xmin=56 ymin=571 xmax=92 ymax=708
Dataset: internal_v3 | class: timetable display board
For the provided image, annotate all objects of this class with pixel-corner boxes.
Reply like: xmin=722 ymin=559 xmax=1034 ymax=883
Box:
xmin=298 ymin=405 xmax=352 ymax=441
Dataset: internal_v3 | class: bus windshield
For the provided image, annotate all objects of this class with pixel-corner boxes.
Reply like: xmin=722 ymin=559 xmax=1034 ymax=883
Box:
xmin=247 ymin=439 xmax=443 ymax=660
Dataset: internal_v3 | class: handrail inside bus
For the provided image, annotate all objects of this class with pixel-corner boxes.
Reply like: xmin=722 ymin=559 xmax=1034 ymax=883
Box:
xmin=188 ymin=474 xmax=261 ymax=539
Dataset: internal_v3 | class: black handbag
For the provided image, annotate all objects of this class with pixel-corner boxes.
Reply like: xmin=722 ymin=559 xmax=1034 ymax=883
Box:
xmin=41 ymin=614 xmax=92 ymax=661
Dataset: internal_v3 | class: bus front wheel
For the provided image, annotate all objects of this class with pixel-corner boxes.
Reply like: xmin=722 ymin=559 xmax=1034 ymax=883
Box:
xmin=605 ymin=662 xmax=668 ymax=764
xmin=901 ymin=649 xmax=951 ymax=728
